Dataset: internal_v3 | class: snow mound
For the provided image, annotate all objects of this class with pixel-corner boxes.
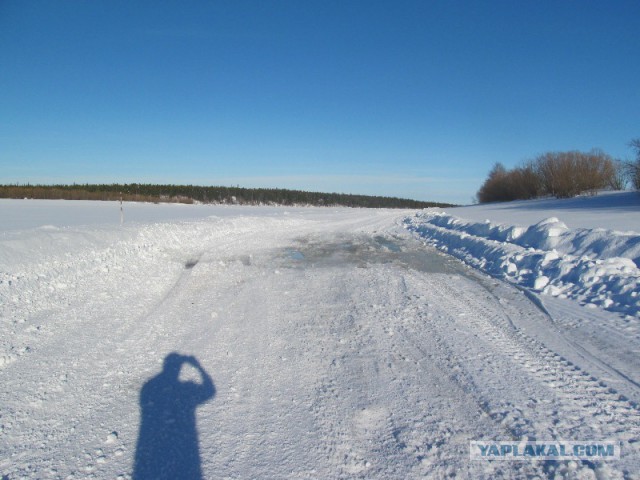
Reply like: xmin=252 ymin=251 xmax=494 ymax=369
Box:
xmin=517 ymin=217 xmax=570 ymax=250
xmin=405 ymin=211 xmax=640 ymax=317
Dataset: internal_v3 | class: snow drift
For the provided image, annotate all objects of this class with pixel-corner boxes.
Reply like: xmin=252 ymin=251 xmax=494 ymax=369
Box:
xmin=405 ymin=211 xmax=640 ymax=317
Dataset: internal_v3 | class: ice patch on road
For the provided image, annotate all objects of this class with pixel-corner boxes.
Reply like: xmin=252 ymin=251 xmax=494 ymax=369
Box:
xmin=269 ymin=233 xmax=466 ymax=276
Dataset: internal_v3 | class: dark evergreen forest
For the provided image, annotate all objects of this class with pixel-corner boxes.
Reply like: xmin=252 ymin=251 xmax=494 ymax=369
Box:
xmin=0 ymin=184 xmax=452 ymax=209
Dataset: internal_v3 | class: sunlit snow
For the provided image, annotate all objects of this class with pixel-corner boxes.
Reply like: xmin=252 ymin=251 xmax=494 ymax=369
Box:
xmin=1 ymin=196 xmax=639 ymax=479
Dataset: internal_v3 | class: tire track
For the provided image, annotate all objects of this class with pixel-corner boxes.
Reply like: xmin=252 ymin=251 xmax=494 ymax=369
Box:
xmin=419 ymin=272 xmax=640 ymax=473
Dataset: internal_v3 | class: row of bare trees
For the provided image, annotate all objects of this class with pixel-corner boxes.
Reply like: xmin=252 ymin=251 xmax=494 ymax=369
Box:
xmin=477 ymin=142 xmax=639 ymax=203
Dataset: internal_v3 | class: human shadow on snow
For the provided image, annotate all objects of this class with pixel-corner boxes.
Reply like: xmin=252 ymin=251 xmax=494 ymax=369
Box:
xmin=133 ymin=353 xmax=215 ymax=480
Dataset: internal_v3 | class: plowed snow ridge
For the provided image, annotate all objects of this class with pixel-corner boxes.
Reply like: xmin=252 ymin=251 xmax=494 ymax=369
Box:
xmin=405 ymin=210 xmax=640 ymax=317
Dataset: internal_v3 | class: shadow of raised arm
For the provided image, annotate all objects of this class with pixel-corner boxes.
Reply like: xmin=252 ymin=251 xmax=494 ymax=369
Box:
xmin=184 ymin=355 xmax=215 ymax=403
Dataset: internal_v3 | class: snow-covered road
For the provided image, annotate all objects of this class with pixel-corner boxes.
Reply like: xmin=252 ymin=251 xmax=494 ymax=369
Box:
xmin=1 ymin=205 xmax=639 ymax=479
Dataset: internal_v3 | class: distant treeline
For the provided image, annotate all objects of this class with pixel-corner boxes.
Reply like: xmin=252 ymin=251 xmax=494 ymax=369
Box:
xmin=477 ymin=139 xmax=640 ymax=204
xmin=0 ymin=184 xmax=453 ymax=209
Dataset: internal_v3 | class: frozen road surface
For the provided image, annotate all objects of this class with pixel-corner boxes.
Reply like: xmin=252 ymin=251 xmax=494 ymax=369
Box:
xmin=1 ymin=203 xmax=639 ymax=478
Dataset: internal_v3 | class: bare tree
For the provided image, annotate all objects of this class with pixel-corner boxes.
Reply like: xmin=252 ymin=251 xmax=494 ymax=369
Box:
xmin=609 ymin=159 xmax=628 ymax=191
xmin=476 ymin=163 xmax=511 ymax=203
xmin=627 ymin=138 xmax=640 ymax=190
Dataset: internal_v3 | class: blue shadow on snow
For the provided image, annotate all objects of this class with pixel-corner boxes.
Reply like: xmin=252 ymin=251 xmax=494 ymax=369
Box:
xmin=133 ymin=353 xmax=215 ymax=480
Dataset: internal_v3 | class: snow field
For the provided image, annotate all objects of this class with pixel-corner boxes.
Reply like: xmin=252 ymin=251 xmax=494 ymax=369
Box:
xmin=1 ymin=202 xmax=640 ymax=478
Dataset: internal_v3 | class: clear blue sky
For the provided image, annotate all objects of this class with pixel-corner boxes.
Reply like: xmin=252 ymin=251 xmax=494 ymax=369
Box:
xmin=1 ymin=1 xmax=639 ymax=204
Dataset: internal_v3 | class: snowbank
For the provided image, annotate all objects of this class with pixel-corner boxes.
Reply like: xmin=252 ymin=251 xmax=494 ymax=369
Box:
xmin=405 ymin=211 xmax=640 ymax=317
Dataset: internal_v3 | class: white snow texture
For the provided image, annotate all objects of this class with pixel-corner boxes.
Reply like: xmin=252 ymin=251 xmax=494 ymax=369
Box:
xmin=406 ymin=193 xmax=640 ymax=318
xmin=1 ymin=197 xmax=639 ymax=479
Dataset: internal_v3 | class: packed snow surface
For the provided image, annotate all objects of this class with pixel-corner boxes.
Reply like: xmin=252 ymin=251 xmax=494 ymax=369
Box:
xmin=1 ymin=200 xmax=640 ymax=479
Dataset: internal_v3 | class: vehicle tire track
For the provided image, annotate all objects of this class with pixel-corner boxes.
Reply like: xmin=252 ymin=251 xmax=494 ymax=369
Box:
xmin=420 ymin=272 xmax=640 ymax=471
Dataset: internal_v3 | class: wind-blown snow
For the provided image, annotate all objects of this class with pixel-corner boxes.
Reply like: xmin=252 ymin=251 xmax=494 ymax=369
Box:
xmin=1 ymin=200 xmax=639 ymax=479
xmin=449 ymin=191 xmax=640 ymax=231
xmin=405 ymin=193 xmax=640 ymax=318
xmin=0 ymin=198 xmax=318 ymax=232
